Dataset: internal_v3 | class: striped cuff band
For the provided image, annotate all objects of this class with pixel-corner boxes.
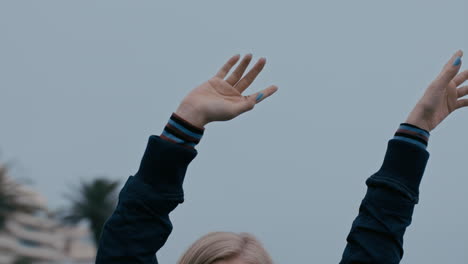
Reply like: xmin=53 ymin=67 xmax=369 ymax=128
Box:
xmin=393 ymin=123 xmax=430 ymax=149
xmin=160 ymin=113 xmax=205 ymax=148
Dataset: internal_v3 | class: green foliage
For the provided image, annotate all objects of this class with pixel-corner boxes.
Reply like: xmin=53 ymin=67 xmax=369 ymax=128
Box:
xmin=64 ymin=177 xmax=119 ymax=245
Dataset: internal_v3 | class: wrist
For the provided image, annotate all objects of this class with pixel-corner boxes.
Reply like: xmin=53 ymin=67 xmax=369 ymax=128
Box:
xmin=405 ymin=101 xmax=438 ymax=132
xmin=404 ymin=118 xmax=431 ymax=132
xmin=405 ymin=108 xmax=432 ymax=132
xmin=175 ymin=103 xmax=208 ymax=129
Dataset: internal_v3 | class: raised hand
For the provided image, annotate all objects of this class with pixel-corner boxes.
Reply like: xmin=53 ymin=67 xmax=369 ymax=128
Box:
xmin=175 ymin=54 xmax=278 ymax=128
xmin=406 ymin=50 xmax=468 ymax=131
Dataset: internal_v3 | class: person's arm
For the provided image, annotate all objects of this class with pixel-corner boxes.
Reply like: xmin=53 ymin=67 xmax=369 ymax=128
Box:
xmin=95 ymin=54 xmax=278 ymax=264
xmin=94 ymin=128 xmax=197 ymax=264
xmin=340 ymin=51 xmax=467 ymax=264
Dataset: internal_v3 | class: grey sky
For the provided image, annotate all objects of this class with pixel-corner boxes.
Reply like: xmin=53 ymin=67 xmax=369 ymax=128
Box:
xmin=1 ymin=0 xmax=467 ymax=263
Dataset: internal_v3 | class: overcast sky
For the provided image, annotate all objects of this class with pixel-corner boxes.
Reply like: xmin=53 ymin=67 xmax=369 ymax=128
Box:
xmin=1 ymin=0 xmax=467 ymax=263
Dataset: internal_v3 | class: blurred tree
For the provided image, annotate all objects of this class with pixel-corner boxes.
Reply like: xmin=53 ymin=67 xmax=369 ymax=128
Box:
xmin=64 ymin=178 xmax=119 ymax=245
xmin=13 ymin=257 xmax=33 ymax=264
xmin=0 ymin=165 xmax=34 ymax=230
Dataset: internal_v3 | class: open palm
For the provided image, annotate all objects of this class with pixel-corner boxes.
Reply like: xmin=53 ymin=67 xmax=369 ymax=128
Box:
xmin=407 ymin=50 xmax=468 ymax=131
xmin=176 ymin=54 xmax=278 ymax=127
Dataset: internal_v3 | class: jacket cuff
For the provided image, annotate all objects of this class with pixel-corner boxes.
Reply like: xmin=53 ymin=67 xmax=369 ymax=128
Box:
xmin=367 ymin=139 xmax=430 ymax=203
xmin=393 ymin=123 xmax=430 ymax=150
xmin=160 ymin=113 xmax=205 ymax=149
xmin=134 ymin=136 xmax=197 ymax=197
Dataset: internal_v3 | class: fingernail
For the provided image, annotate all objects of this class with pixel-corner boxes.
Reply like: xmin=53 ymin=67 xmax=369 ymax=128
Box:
xmin=453 ymin=56 xmax=462 ymax=66
xmin=256 ymin=93 xmax=264 ymax=102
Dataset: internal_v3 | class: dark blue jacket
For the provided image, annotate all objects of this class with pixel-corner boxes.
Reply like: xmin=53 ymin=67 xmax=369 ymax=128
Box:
xmin=96 ymin=136 xmax=429 ymax=263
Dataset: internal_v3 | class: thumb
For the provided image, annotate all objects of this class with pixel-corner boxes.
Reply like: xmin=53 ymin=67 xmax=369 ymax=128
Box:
xmin=436 ymin=50 xmax=463 ymax=85
xmin=235 ymin=85 xmax=279 ymax=115
xmin=250 ymin=85 xmax=279 ymax=104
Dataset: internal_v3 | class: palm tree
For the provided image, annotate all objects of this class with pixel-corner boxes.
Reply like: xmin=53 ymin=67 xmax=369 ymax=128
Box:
xmin=64 ymin=178 xmax=119 ymax=245
xmin=0 ymin=165 xmax=34 ymax=230
xmin=13 ymin=257 xmax=33 ymax=264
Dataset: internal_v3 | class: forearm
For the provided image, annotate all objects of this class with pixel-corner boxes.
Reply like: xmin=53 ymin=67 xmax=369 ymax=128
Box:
xmin=95 ymin=172 xmax=182 ymax=264
xmin=340 ymin=124 xmax=430 ymax=264
xmin=96 ymin=116 xmax=202 ymax=264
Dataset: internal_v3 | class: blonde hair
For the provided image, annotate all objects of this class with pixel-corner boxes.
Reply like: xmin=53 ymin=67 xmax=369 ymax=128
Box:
xmin=177 ymin=232 xmax=273 ymax=264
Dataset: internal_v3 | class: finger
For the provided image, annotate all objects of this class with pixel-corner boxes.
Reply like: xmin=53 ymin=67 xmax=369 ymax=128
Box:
xmin=234 ymin=58 xmax=266 ymax=93
xmin=436 ymin=50 xmax=463 ymax=85
xmin=453 ymin=70 xmax=468 ymax=87
xmin=215 ymin=54 xmax=241 ymax=79
xmin=457 ymin=85 xmax=468 ymax=98
xmin=225 ymin=54 xmax=252 ymax=85
xmin=235 ymin=85 xmax=279 ymax=115
xmin=455 ymin=98 xmax=468 ymax=110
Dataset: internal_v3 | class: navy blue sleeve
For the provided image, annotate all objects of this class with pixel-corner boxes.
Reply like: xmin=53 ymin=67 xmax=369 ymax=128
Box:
xmin=95 ymin=136 xmax=197 ymax=264
xmin=339 ymin=139 xmax=430 ymax=264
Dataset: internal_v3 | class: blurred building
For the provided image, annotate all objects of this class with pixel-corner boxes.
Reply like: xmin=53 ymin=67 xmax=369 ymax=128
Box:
xmin=0 ymin=182 xmax=96 ymax=264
